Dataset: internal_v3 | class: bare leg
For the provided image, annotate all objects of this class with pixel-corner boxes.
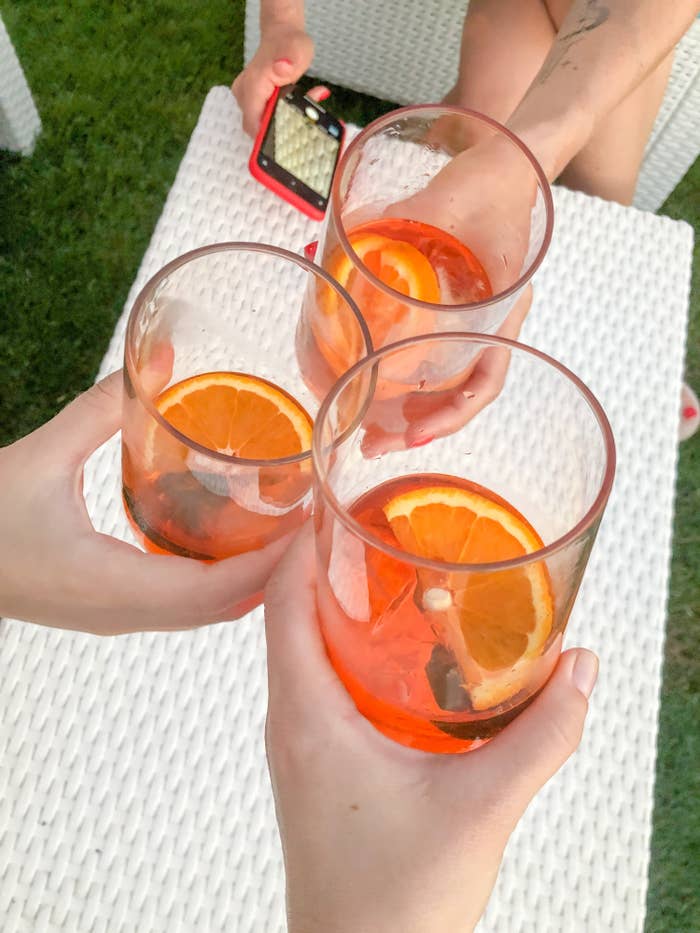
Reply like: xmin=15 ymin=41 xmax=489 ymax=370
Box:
xmin=447 ymin=0 xmax=674 ymax=205
xmin=544 ymin=0 xmax=674 ymax=205
xmin=444 ymin=0 xmax=555 ymax=124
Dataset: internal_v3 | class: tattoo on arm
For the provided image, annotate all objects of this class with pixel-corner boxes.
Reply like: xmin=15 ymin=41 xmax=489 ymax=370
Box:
xmin=537 ymin=0 xmax=610 ymax=84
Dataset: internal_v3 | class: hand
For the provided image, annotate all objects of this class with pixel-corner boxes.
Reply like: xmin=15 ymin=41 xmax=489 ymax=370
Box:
xmin=0 ymin=371 xmax=293 ymax=634
xmin=390 ymin=127 xmax=539 ymax=297
xmin=232 ymin=24 xmax=328 ymax=137
xmin=264 ymin=528 xmax=598 ymax=933
xmin=360 ymin=284 xmax=533 ymax=456
xmin=361 ymin=129 xmax=545 ymax=455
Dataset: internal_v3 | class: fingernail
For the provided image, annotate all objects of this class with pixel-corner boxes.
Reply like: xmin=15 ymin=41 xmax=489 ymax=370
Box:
xmin=317 ymin=88 xmax=331 ymax=101
xmin=683 ymin=405 xmax=698 ymax=420
xmin=409 ymin=433 xmax=435 ymax=448
xmin=570 ymin=650 xmax=599 ymax=699
xmin=273 ymin=58 xmax=293 ymax=74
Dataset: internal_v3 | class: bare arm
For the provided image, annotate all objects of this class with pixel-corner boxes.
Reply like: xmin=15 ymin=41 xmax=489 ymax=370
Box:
xmin=233 ymin=0 xmax=313 ymax=136
xmin=260 ymin=0 xmax=304 ymax=32
xmin=509 ymin=0 xmax=700 ymax=179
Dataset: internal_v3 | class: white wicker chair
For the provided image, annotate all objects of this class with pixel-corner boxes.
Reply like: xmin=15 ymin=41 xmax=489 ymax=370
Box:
xmin=0 ymin=13 xmax=41 ymax=155
xmin=245 ymin=0 xmax=700 ymax=211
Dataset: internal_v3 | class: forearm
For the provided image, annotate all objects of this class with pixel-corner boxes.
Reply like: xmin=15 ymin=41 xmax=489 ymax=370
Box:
xmin=509 ymin=0 xmax=699 ymax=179
xmin=260 ymin=0 xmax=304 ymax=32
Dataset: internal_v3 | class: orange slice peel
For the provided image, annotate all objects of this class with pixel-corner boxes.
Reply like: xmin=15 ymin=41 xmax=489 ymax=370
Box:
xmin=312 ymin=231 xmax=441 ymax=381
xmin=383 ymin=483 xmax=554 ymax=709
xmin=147 ymin=371 xmax=313 ymax=466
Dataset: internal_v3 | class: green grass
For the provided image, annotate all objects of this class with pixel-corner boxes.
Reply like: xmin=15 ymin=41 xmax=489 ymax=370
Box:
xmin=0 ymin=1 xmax=240 ymax=438
xmin=0 ymin=3 xmax=698 ymax=929
xmin=645 ymin=167 xmax=700 ymax=933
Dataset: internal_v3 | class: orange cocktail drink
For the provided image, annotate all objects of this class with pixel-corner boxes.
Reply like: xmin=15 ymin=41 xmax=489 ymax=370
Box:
xmin=312 ymin=334 xmax=615 ymax=753
xmin=121 ymin=243 xmax=370 ymax=600
xmin=298 ymin=105 xmax=553 ymax=406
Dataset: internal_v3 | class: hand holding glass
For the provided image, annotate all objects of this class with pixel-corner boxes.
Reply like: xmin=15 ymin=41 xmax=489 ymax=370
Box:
xmin=121 ymin=243 xmax=370 ymax=611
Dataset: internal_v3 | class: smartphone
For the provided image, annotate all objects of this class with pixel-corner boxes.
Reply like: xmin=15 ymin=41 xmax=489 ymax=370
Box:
xmin=249 ymin=84 xmax=344 ymax=221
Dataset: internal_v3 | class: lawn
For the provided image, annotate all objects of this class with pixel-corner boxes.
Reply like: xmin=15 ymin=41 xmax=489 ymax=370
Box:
xmin=1 ymin=2 xmax=698 ymax=930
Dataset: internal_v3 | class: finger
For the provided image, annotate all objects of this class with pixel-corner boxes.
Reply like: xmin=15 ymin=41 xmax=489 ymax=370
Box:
xmin=79 ymin=526 xmax=301 ymax=633
xmin=265 ymin=31 xmax=314 ymax=83
xmin=240 ymin=32 xmax=315 ymax=136
xmin=401 ymin=363 xmax=496 ymax=449
xmin=360 ymin=423 xmax=414 ymax=457
xmin=465 ymin=648 xmax=598 ymax=817
xmin=496 ymin=283 xmax=533 ymax=340
xmin=402 ymin=286 xmax=534 ymax=448
xmin=137 ymin=338 xmax=174 ymax=397
xmin=41 ymin=370 xmax=124 ymax=467
xmin=362 ymin=364 xmax=504 ymax=455
xmin=239 ymin=73 xmax=278 ymax=137
xmin=306 ymin=85 xmax=331 ymax=103
xmin=264 ymin=523 xmax=355 ymax=716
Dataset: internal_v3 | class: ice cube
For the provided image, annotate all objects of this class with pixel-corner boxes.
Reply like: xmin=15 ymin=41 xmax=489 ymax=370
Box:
xmin=185 ymin=450 xmax=290 ymax=516
xmin=422 ymin=587 xmax=453 ymax=612
xmin=328 ymin=522 xmax=370 ymax=622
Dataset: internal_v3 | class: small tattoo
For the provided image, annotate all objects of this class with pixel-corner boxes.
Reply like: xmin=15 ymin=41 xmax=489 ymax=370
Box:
xmin=537 ymin=1 xmax=610 ymax=84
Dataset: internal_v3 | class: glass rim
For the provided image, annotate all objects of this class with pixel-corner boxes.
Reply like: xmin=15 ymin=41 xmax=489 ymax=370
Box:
xmin=331 ymin=103 xmax=555 ymax=314
xmin=312 ymin=332 xmax=616 ymax=573
xmin=124 ymin=240 xmax=373 ymax=468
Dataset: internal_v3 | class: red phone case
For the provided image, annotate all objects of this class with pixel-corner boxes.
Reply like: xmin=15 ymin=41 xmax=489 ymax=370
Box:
xmin=249 ymin=87 xmax=343 ymax=222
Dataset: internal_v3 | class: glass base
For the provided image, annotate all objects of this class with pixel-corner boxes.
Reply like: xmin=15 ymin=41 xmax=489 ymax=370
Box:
xmin=369 ymin=717 xmax=490 ymax=754
xmin=330 ymin=648 xmax=546 ymax=754
xmin=365 ymin=687 xmax=542 ymax=754
xmin=123 ymin=487 xmax=219 ymax=560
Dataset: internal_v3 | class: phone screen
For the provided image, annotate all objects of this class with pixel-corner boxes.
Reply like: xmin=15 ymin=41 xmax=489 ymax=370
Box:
xmin=258 ymin=88 xmax=342 ymax=212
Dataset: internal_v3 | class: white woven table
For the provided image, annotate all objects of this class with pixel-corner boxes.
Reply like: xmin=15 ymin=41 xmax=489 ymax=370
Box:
xmin=1 ymin=87 xmax=693 ymax=933
xmin=0 ymin=13 xmax=41 ymax=155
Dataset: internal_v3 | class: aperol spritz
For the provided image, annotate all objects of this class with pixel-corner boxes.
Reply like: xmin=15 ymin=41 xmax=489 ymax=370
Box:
xmin=121 ymin=242 xmax=369 ymax=580
xmin=312 ymin=334 xmax=615 ymax=752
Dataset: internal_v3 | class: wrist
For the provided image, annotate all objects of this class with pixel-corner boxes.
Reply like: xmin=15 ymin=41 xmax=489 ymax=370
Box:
xmin=285 ymin=874 xmax=479 ymax=933
xmin=507 ymin=96 xmax=594 ymax=182
xmin=261 ymin=0 xmax=305 ymax=33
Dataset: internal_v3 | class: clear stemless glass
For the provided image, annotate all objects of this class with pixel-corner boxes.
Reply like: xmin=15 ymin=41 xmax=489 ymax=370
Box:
xmin=312 ymin=334 xmax=615 ymax=754
xmin=300 ymin=105 xmax=553 ymax=391
xmin=121 ymin=242 xmax=371 ymax=604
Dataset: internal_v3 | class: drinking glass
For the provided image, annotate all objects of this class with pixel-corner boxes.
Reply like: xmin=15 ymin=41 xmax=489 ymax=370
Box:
xmin=300 ymin=105 xmax=553 ymax=393
xmin=121 ymin=242 xmax=370 ymax=599
xmin=312 ymin=334 xmax=615 ymax=753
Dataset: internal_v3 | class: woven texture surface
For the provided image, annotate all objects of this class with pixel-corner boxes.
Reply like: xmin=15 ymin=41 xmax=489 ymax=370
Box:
xmin=0 ymin=13 xmax=41 ymax=154
xmin=1 ymin=87 xmax=693 ymax=932
xmin=244 ymin=2 xmax=700 ymax=212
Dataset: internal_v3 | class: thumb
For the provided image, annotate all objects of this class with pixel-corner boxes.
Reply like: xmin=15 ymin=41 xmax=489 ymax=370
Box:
xmin=43 ymin=370 xmax=123 ymax=466
xmin=471 ymin=648 xmax=598 ymax=814
xmin=264 ymin=31 xmax=314 ymax=84
xmin=264 ymin=522 xmax=318 ymax=696
xmin=264 ymin=522 xmax=349 ymax=717
xmin=305 ymin=85 xmax=331 ymax=104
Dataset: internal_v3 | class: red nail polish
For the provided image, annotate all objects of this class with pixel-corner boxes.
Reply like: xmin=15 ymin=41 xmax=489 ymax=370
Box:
xmin=318 ymin=88 xmax=331 ymax=101
xmin=409 ymin=434 xmax=435 ymax=448
xmin=303 ymin=241 xmax=318 ymax=261
xmin=683 ymin=405 xmax=698 ymax=419
xmin=274 ymin=58 xmax=293 ymax=68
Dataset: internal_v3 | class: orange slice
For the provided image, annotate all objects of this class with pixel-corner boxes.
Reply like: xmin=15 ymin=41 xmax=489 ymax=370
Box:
xmin=338 ymin=233 xmax=439 ymax=298
xmin=383 ymin=483 xmax=553 ymax=709
xmin=147 ymin=372 xmax=314 ymax=511
xmin=331 ymin=233 xmax=439 ymax=344
xmin=311 ymin=232 xmax=441 ymax=384
xmin=148 ymin=371 xmax=312 ymax=464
